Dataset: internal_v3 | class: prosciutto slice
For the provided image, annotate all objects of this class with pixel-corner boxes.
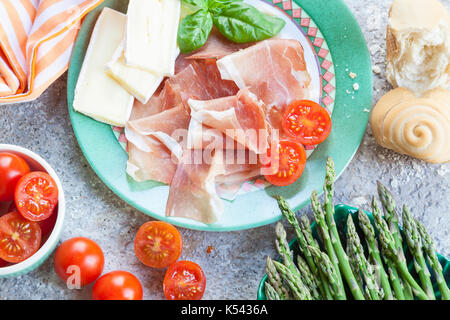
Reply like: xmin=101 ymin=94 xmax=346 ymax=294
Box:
xmin=160 ymin=60 xmax=239 ymax=112
xmin=188 ymin=88 xmax=268 ymax=154
xmin=129 ymin=57 xmax=239 ymax=120
xmin=166 ymin=145 xmax=261 ymax=223
xmin=125 ymin=106 xmax=190 ymax=184
xmin=186 ymin=28 xmax=254 ymax=60
xmin=166 ymin=149 xmax=225 ymax=224
xmin=216 ymin=39 xmax=311 ymax=130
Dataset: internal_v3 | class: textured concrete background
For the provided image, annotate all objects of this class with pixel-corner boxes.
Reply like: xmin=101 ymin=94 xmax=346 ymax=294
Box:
xmin=0 ymin=0 xmax=449 ymax=300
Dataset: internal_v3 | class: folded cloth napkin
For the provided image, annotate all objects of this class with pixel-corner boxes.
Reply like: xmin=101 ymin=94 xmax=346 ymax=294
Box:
xmin=0 ymin=0 xmax=103 ymax=104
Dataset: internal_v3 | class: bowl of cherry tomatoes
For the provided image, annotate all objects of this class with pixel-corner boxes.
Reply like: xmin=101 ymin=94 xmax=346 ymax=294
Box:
xmin=0 ymin=144 xmax=65 ymax=278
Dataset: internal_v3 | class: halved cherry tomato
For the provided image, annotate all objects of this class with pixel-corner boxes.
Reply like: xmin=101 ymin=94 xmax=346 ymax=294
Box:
xmin=15 ymin=171 xmax=58 ymax=222
xmin=0 ymin=258 xmax=9 ymax=267
xmin=39 ymin=207 xmax=58 ymax=239
xmin=163 ymin=260 xmax=206 ymax=300
xmin=92 ymin=271 xmax=143 ymax=300
xmin=134 ymin=221 xmax=183 ymax=268
xmin=263 ymin=140 xmax=307 ymax=186
xmin=0 ymin=211 xmax=41 ymax=263
xmin=282 ymin=100 xmax=332 ymax=145
xmin=0 ymin=153 xmax=30 ymax=202
xmin=8 ymin=201 xmax=16 ymax=212
xmin=54 ymin=237 xmax=104 ymax=287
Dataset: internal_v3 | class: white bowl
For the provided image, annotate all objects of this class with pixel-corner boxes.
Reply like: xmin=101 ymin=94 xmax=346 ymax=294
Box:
xmin=0 ymin=144 xmax=65 ymax=278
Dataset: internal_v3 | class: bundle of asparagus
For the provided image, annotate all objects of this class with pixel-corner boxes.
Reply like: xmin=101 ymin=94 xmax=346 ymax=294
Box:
xmin=265 ymin=157 xmax=449 ymax=300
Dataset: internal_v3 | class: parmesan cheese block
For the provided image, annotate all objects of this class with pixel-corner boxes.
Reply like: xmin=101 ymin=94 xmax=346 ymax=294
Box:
xmin=106 ymin=40 xmax=164 ymax=104
xmin=124 ymin=0 xmax=181 ymax=76
xmin=73 ymin=8 xmax=133 ymax=127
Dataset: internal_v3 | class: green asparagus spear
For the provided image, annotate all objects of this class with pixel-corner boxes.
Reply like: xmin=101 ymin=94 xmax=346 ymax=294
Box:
xmin=275 ymin=222 xmax=320 ymax=299
xmin=346 ymin=232 xmax=364 ymax=292
xmin=357 ymin=209 xmax=394 ymax=300
xmin=297 ymin=255 xmax=332 ymax=300
xmin=275 ymin=222 xmax=296 ymax=272
xmin=299 ymin=215 xmax=320 ymax=249
xmin=295 ymin=255 xmax=323 ymax=300
xmin=372 ymin=198 xmax=429 ymax=300
xmin=273 ymin=260 xmax=313 ymax=300
xmin=266 ymin=256 xmax=290 ymax=299
xmin=309 ymin=191 xmax=345 ymax=299
xmin=276 ymin=197 xmax=326 ymax=298
xmin=415 ymin=219 xmax=449 ymax=300
xmin=311 ymin=191 xmax=342 ymax=280
xmin=323 ymin=157 xmax=365 ymax=300
xmin=377 ymin=182 xmax=403 ymax=247
xmin=377 ymin=182 xmax=414 ymax=299
xmin=265 ymin=282 xmax=281 ymax=300
xmin=308 ymin=246 xmax=347 ymax=300
xmin=402 ymin=206 xmax=435 ymax=299
xmin=346 ymin=214 xmax=383 ymax=300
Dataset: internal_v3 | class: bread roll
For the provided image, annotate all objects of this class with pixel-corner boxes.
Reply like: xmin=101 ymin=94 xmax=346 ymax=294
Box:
xmin=371 ymin=87 xmax=450 ymax=164
xmin=386 ymin=0 xmax=449 ymax=94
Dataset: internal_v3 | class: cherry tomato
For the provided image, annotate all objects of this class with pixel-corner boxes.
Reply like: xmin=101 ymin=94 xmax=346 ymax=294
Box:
xmin=263 ymin=140 xmax=307 ymax=186
xmin=7 ymin=201 xmax=16 ymax=212
xmin=282 ymin=100 xmax=332 ymax=145
xmin=0 ymin=258 xmax=10 ymax=267
xmin=54 ymin=237 xmax=104 ymax=287
xmin=92 ymin=271 xmax=143 ymax=300
xmin=134 ymin=221 xmax=183 ymax=268
xmin=15 ymin=171 xmax=58 ymax=222
xmin=38 ymin=207 xmax=58 ymax=239
xmin=0 ymin=211 xmax=41 ymax=263
xmin=0 ymin=153 xmax=30 ymax=202
xmin=163 ymin=260 xmax=206 ymax=300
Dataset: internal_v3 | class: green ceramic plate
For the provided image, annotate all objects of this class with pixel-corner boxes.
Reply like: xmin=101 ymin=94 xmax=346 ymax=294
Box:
xmin=67 ymin=0 xmax=372 ymax=231
xmin=257 ymin=204 xmax=450 ymax=300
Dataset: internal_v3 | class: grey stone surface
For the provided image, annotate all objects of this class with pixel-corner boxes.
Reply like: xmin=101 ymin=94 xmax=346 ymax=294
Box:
xmin=0 ymin=0 xmax=449 ymax=300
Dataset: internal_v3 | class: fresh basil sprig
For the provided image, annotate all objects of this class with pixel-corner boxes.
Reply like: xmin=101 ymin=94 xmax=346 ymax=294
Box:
xmin=178 ymin=0 xmax=286 ymax=53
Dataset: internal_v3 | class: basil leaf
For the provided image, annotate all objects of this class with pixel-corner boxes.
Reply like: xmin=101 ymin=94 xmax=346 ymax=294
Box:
xmin=181 ymin=0 xmax=208 ymax=10
xmin=207 ymin=0 xmax=242 ymax=15
xmin=178 ymin=9 xmax=213 ymax=54
xmin=212 ymin=3 xmax=286 ymax=43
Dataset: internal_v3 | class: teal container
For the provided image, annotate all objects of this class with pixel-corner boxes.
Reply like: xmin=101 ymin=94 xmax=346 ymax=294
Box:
xmin=257 ymin=204 xmax=450 ymax=300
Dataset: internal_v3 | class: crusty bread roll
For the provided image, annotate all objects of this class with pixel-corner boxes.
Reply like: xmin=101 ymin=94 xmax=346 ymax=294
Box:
xmin=386 ymin=0 xmax=449 ymax=94
xmin=371 ymin=87 xmax=450 ymax=164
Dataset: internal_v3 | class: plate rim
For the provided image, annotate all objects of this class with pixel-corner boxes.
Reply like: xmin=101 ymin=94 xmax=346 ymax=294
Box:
xmin=67 ymin=0 xmax=373 ymax=232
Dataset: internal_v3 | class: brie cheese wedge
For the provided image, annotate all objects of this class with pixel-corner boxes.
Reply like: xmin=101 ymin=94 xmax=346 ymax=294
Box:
xmin=106 ymin=40 xmax=164 ymax=104
xmin=124 ymin=0 xmax=181 ymax=76
xmin=73 ymin=8 xmax=133 ymax=127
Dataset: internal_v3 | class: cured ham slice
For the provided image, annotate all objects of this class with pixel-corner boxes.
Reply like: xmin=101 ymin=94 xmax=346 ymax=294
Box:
xmin=129 ymin=91 xmax=164 ymax=121
xmin=188 ymin=88 xmax=268 ymax=154
xmin=160 ymin=60 xmax=239 ymax=111
xmin=125 ymin=106 xmax=190 ymax=184
xmin=166 ymin=146 xmax=261 ymax=223
xmin=166 ymin=149 xmax=225 ymax=224
xmin=216 ymin=39 xmax=311 ymax=130
xmin=216 ymin=148 xmax=261 ymax=184
xmin=186 ymin=28 xmax=254 ymax=60
xmin=127 ymin=142 xmax=176 ymax=184
xmin=130 ymin=57 xmax=239 ymax=121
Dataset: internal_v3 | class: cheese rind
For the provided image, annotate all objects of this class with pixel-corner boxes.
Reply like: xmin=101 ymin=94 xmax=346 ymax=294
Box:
xmin=73 ymin=8 xmax=133 ymax=127
xmin=106 ymin=40 xmax=164 ymax=104
xmin=125 ymin=0 xmax=181 ymax=76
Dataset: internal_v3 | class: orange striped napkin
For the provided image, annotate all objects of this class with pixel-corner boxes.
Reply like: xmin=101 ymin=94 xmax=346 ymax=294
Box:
xmin=0 ymin=0 xmax=104 ymax=104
